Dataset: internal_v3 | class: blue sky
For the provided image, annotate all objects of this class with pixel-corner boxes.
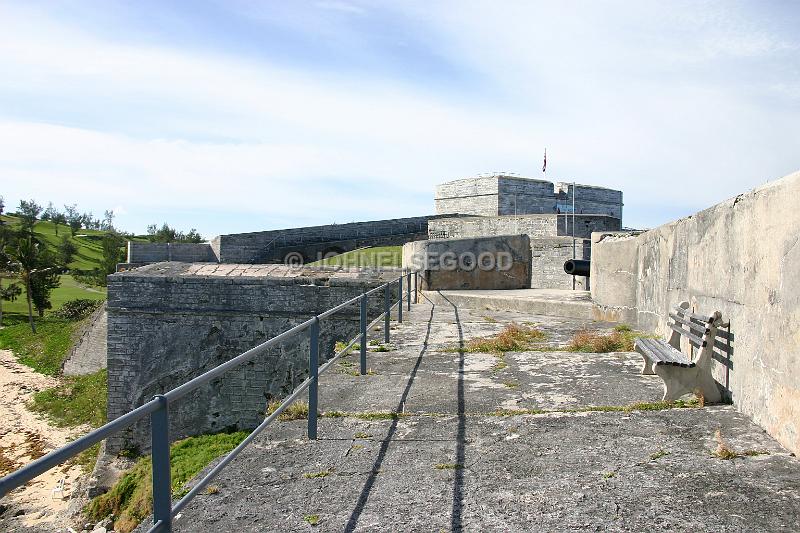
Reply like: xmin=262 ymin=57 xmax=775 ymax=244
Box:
xmin=1 ymin=0 xmax=799 ymax=237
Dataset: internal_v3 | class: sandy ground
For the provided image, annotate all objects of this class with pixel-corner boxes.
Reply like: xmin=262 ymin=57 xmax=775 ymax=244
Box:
xmin=0 ymin=349 xmax=88 ymax=529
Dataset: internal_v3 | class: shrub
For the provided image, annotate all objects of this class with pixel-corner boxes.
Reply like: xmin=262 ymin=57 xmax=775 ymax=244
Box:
xmin=53 ymin=298 xmax=103 ymax=320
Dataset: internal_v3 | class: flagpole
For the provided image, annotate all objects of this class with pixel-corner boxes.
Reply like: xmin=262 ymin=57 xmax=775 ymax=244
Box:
xmin=572 ymin=181 xmax=576 ymax=290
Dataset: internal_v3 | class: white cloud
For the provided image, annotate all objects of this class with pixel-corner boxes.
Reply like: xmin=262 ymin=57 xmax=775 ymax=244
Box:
xmin=0 ymin=1 xmax=798 ymax=235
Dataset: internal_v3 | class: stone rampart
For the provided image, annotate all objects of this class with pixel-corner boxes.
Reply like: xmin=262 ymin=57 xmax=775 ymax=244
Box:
xmin=214 ymin=216 xmax=437 ymax=263
xmin=127 ymin=242 xmax=217 ymax=263
xmin=590 ymin=170 xmax=800 ymax=454
xmin=402 ymin=235 xmax=531 ymax=290
xmin=106 ymin=263 xmax=398 ymax=452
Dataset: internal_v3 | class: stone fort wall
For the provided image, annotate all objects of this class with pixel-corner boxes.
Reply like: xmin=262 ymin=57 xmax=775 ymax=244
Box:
xmin=435 ymin=175 xmax=623 ymax=219
xmin=591 ymin=170 xmax=800 ymax=455
xmin=106 ymin=263 xmax=397 ymax=452
xmin=428 ymin=214 xmax=618 ymax=289
xmin=127 ymin=216 xmax=443 ymax=265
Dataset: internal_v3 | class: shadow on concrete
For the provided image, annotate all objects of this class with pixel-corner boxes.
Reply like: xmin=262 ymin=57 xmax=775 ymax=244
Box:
xmin=437 ymin=292 xmax=466 ymax=533
xmin=344 ymin=303 xmax=436 ymax=533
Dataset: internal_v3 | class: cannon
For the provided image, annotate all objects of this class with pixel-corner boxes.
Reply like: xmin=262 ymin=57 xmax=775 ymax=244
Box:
xmin=564 ymin=259 xmax=590 ymax=277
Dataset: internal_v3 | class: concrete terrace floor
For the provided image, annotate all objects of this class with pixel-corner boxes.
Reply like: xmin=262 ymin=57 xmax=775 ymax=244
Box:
xmin=173 ymin=296 xmax=800 ymax=532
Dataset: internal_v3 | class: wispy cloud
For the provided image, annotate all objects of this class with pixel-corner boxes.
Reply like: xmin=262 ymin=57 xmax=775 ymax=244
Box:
xmin=0 ymin=1 xmax=798 ymax=236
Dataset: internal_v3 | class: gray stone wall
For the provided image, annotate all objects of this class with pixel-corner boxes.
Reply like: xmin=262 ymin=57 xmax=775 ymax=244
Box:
xmin=62 ymin=303 xmax=107 ymax=376
xmin=429 ymin=214 xmax=619 ymax=240
xmin=127 ymin=242 xmax=217 ymax=263
xmin=215 ymin=216 xmax=435 ymax=263
xmin=590 ymin=170 xmax=800 ymax=455
xmin=402 ymin=235 xmax=531 ymax=290
xmin=106 ymin=263 xmax=397 ymax=452
xmin=531 ymin=238 xmax=590 ymax=290
xmin=435 ymin=175 xmax=623 ymax=220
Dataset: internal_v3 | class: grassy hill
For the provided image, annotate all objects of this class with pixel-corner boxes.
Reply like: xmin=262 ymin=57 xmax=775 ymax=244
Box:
xmin=2 ymin=214 xmax=111 ymax=271
xmin=1 ymin=214 xmax=114 ymax=318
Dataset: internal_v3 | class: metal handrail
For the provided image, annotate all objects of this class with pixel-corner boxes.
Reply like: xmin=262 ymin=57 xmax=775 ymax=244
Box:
xmin=0 ymin=270 xmax=420 ymax=533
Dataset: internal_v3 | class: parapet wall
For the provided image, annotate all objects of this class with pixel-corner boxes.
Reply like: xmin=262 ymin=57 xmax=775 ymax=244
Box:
xmin=215 ymin=216 xmax=435 ymax=263
xmin=106 ymin=263 xmax=397 ymax=452
xmin=127 ymin=242 xmax=217 ymax=263
xmin=590 ymin=170 xmax=800 ymax=454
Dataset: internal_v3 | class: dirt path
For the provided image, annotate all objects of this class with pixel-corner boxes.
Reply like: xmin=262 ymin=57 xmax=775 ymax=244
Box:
xmin=0 ymin=349 xmax=88 ymax=529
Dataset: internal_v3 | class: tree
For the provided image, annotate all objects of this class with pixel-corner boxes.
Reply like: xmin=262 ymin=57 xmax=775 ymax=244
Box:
xmin=52 ymin=212 xmax=66 ymax=236
xmin=65 ymin=204 xmax=82 ymax=237
xmin=30 ymin=266 xmax=60 ymax=317
xmin=102 ymin=209 xmax=115 ymax=232
xmin=185 ymin=228 xmax=203 ymax=243
xmin=0 ymin=281 xmax=21 ymax=327
xmin=5 ymin=234 xmax=61 ymax=331
xmin=146 ymin=223 xmax=203 ymax=243
xmin=17 ymin=199 xmax=42 ymax=234
xmin=6 ymin=235 xmax=40 ymax=332
xmin=98 ymin=232 xmax=125 ymax=285
xmin=0 ymin=195 xmax=4 ymax=217
xmin=0 ymin=224 xmax=18 ymax=327
xmin=41 ymin=202 xmax=58 ymax=221
xmin=57 ymin=235 xmax=78 ymax=267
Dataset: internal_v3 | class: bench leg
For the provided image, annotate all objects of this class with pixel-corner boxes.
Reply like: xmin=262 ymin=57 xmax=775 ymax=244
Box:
xmin=640 ymin=354 xmax=655 ymax=375
xmin=656 ymin=366 xmax=695 ymax=402
xmin=655 ymin=366 xmax=722 ymax=403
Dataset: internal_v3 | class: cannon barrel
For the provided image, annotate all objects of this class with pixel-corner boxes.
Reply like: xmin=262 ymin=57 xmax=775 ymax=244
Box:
xmin=564 ymin=259 xmax=590 ymax=277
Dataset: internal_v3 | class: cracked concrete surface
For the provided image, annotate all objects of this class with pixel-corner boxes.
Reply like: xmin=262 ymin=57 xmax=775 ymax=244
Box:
xmin=164 ymin=298 xmax=799 ymax=532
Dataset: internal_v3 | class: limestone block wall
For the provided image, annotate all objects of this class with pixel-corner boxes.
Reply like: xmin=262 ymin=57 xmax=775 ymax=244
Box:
xmin=590 ymin=171 xmax=800 ymax=454
xmin=554 ymin=183 xmax=624 ymax=219
xmin=215 ymin=216 xmax=434 ymax=263
xmin=429 ymin=214 xmax=620 ymax=241
xmin=428 ymin=215 xmax=557 ymax=240
xmin=62 ymin=303 xmax=107 ymax=376
xmin=434 ymin=177 xmax=499 ymax=216
xmin=106 ymin=263 xmax=396 ymax=452
xmin=127 ymin=242 xmax=217 ymax=263
xmin=497 ymin=177 xmax=555 ymax=214
xmin=435 ymin=175 xmax=623 ymax=220
xmin=531 ymin=238 xmax=590 ymax=290
xmin=402 ymin=235 xmax=531 ymax=290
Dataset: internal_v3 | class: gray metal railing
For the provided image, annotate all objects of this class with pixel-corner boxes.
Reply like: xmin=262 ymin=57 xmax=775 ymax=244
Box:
xmin=0 ymin=271 xmax=419 ymax=533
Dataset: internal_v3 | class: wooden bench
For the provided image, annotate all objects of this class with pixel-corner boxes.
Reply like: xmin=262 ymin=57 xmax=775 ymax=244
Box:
xmin=634 ymin=301 xmax=727 ymax=403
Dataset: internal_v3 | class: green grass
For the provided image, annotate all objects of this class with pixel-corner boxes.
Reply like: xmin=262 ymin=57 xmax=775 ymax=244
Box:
xmin=1 ymin=275 xmax=106 ymax=317
xmin=566 ymin=327 xmax=652 ymax=353
xmin=266 ymin=400 xmax=309 ymax=421
xmin=2 ymin=215 xmax=105 ymax=271
xmin=86 ymin=431 xmax=249 ymax=533
xmin=0 ymin=314 xmax=83 ymax=375
xmin=308 ymin=246 xmax=402 ymax=268
xmin=459 ymin=323 xmax=548 ymax=354
xmin=28 ymin=369 xmax=107 ymax=427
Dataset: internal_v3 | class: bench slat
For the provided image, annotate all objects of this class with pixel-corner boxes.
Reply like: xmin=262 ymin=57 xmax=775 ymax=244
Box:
xmin=668 ymin=323 xmax=706 ymax=348
xmin=669 ymin=312 xmax=709 ymax=335
xmin=635 ymin=338 xmax=694 ymax=367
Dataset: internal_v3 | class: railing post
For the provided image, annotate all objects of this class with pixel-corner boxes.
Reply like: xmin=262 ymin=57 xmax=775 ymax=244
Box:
xmin=308 ymin=317 xmax=319 ymax=440
xmin=414 ymin=271 xmax=419 ymax=303
xmin=383 ymin=284 xmax=390 ymax=344
xmin=406 ymin=272 xmax=411 ymax=312
xmin=151 ymin=395 xmax=172 ymax=533
xmin=398 ymin=276 xmax=403 ymax=323
xmin=360 ymin=293 xmax=367 ymax=375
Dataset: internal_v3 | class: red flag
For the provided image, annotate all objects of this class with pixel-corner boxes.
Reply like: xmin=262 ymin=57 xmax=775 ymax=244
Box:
xmin=542 ymin=149 xmax=547 ymax=173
